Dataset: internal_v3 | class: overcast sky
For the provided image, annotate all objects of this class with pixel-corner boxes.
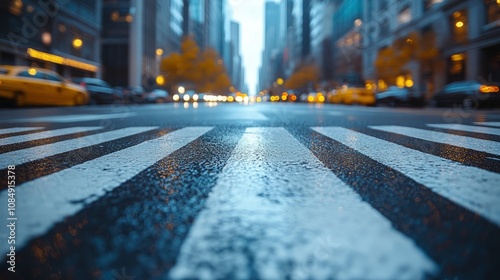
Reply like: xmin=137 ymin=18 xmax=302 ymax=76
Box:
xmin=230 ymin=0 xmax=268 ymax=95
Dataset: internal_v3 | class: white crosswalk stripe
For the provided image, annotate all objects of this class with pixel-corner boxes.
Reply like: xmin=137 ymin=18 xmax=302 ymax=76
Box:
xmin=0 ymin=127 xmax=43 ymax=135
xmin=170 ymin=127 xmax=436 ymax=279
xmin=0 ymin=126 xmax=102 ymax=146
xmin=474 ymin=122 xmax=500 ymax=127
xmin=313 ymin=126 xmax=500 ymax=226
xmin=0 ymin=126 xmax=213 ymax=257
xmin=370 ymin=125 xmax=500 ymax=155
xmin=0 ymin=127 xmax=157 ymax=169
xmin=427 ymin=123 xmax=500 ymax=136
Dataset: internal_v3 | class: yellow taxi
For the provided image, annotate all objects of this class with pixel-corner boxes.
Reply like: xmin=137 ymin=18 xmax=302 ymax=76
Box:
xmin=328 ymin=84 xmax=376 ymax=106
xmin=0 ymin=66 xmax=89 ymax=106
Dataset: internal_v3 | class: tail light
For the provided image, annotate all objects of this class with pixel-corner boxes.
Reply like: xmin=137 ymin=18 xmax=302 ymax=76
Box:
xmin=480 ymin=85 xmax=500 ymax=93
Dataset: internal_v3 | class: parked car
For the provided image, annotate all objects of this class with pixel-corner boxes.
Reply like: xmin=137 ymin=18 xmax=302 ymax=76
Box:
xmin=329 ymin=84 xmax=376 ymax=106
xmin=146 ymin=89 xmax=169 ymax=103
xmin=72 ymin=77 xmax=118 ymax=105
xmin=112 ymin=87 xmax=126 ymax=102
xmin=124 ymin=86 xmax=147 ymax=103
xmin=376 ymin=86 xmax=425 ymax=107
xmin=0 ymin=65 xmax=88 ymax=106
xmin=432 ymin=81 xmax=500 ymax=108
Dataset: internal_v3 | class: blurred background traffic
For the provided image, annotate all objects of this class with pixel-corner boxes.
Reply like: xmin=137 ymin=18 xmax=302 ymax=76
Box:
xmin=0 ymin=0 xmax=499 ymax=108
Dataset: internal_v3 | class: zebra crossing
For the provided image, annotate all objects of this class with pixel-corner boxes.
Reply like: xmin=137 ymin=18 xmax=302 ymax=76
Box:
xmin=0 ymin=122 xmax=499 ymax=279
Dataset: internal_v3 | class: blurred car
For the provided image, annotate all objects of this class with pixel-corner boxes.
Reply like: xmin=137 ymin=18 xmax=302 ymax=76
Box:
xmin=112 ymin=87 xmax=126 ymax=102
xmin=432 ymin=81 xmax=500 ymax=108
xmin=376 ymin=86 xmax=425 ymax=107
xmin=146 ymin=89 xmax=169 ymax=103
xmin=305 ymin=92 xmax=326 ymax=103
xmin=178 ymin=90 xmax=200 ymax=102
xmin=0 ymin=65 xmax=88 ymax=106
xmin=329 ymin=85 xmax=376 ymax=106
xmin=124 ymin=86 xmax=147 ymax=103
xmin=72 ymin=77 xmax=118 ymax=105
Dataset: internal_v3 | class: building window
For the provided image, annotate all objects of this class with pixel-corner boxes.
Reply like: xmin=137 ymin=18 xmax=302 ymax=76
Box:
xmin=449 ymin=53 xmax=466 ymax=82
xmin=398 ymin=7 xmax=411 ymax=25
xmin=485 ymin=0 xmax=500 ymax=24
xmin=451 ymin=10 xmax=468 ymax=43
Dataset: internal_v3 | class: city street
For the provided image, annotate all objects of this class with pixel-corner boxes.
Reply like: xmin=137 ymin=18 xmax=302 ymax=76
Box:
xmin=0 ymin=103 xmax=499 ymax=279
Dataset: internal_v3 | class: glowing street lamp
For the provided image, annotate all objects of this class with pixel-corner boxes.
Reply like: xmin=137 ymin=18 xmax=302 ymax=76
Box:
xmin=156 ymin=75 xmax=165 ymax=85
xmin=72 ymin=38 xmax=83 ymax=49
xmin=178 ymin=86 xmax=186 ymax=94
xmin=41 ymin=32 xmax=51 ymax=45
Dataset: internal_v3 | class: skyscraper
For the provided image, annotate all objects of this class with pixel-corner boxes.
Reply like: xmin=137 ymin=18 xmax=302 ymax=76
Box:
xmin=230 ymin=20 xmax=243 ymax=90
xmin=183 ymin=0 xmax=226 ymax=55
xmin=260 ymin=1 xmax=281 ymax=90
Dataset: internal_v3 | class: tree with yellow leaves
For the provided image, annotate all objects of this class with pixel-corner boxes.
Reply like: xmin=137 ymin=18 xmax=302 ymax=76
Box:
xmin=375 ymin=31 xmax=438 ymax=85
xmin=284 ymin=63 xmax=320 ymax=91
xmin=375 ymin=32 xmax=438 ymax=84
xmin=160 ymin=36 xmax=231 ymax=94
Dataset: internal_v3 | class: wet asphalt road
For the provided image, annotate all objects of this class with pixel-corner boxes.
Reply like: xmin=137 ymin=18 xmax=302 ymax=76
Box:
xmin=0 ymin=102 xmax=500 ymax=279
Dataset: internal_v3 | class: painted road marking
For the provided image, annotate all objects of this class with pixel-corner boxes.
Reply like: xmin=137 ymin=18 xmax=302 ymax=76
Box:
xmin=313 ymin=127 xmax=500 ymax=226
xmin=427 ymin=123 xmax=500 ymax=137
xmin=0 ymin=127 xmax=43 ymax=135
xmin=3 ymin=112 xmax=137 ymax=123
xmin=0 ymin=126 xmax=102 ymax=146
xmin=0 ymin=126 xmax=213 ymax=257
xmin=0 ymin=127 xmax=157 ymax=169
xmin=474 ymin=122 xmax=500 ymax=128
xmin=170 ymin=127 xmax=436 ymax=280
xmin=370 ymin=125 xmax=500 ymax=156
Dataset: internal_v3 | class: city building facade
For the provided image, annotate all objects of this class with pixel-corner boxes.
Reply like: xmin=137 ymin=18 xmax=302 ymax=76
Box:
xmin=101 ymin=0 xmax=185 ymax=88
xmin=362 ymin=0 xmax=500 ymax=98
xmin=260 ymin=0 xmax=281 ymax=90
xmin=183 ymin=0 xmax=226 ymax=56
xmin=279 ymin=0 xmax=295 ymax=78
xmin=291 ymin=0 xmax=312 ymax=63
xmin=229 ymin=20 xmax=244 ymax=91
xmin=310 ymin=0 xmax=336 ymax=84
xmin=0 ymin=0 xmax=102 ymax=78
xmin=331 ymin=0 xmax=363 ymax=85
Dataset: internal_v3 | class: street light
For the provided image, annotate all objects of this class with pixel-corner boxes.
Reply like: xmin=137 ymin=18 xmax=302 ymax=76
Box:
xmin=156 ymin=75 xmax=165 ymax=86
xmin=41 ymin=32 xmax=51 ymax=45
xmin=72 ymin=38 xmax=82 ymax=49
xmin=178 ymin=86 xmax=186 ymax=94
xmin=156 ymin=48 xmax=163 ymax=56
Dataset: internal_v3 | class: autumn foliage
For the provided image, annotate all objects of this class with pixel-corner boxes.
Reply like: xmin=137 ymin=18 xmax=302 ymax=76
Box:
xmin=375 ymin=31 xmax=438 ymax=85
xmin=160 ymin=37 xmax=231 ymax=94
xmin=284 ymin=63 xmax=320 ymax=90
